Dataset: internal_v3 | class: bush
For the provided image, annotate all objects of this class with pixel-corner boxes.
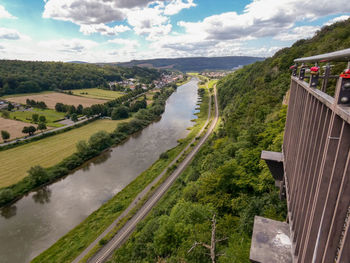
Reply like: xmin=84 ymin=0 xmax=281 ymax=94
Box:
xmin=28 ymin=166 xmax=48 ymax=186
xmin=111 ymin=106 xmax=129 ymax=120
xmin=76 ymin=140 xmax=91 ymax=157
xmin=61 ymin=154 xmax=84 ymax=170
xmin=160 ymin=152 xmax=169 ymax=159
xmin=88 ymin=131 xmax=113 ymax=151
xmin=99 ymin=239 xmax=108 ymax=246
xmin=0 ymin=189 xmax=14 ymax=203
xmin=1 ymin=111 xmax=9 ymax=119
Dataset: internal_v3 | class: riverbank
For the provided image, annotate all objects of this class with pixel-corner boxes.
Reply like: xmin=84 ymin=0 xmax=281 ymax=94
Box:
xmin=31 ymin=78 xmax=213 ymax=263
xmin=0 ymin=85 xmax=177 ymax=207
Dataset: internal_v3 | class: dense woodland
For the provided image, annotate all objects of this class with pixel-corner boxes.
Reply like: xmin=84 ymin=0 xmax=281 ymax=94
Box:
xmin=110 ymin=19 xmax=350 ymax=262
xmin=0 ymin=61 xmax=161 ymax=96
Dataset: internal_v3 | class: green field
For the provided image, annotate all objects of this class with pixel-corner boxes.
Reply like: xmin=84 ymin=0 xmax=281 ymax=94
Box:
xmin=0 ymin=119 xmax=124 ymax=188
xmin=68 ymin=88 xmax=124 ymax=100
xmin=9 ymin=108 xmax=66 ymax=127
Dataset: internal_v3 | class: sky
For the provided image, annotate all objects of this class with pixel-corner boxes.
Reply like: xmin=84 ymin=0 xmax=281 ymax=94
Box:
xmin=0 ymin=0 xmax=349 ymax=63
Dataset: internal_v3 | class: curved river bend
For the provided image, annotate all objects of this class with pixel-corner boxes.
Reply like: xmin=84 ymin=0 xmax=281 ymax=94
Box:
xmin=0 ymin=78 xmax=199 ymax=263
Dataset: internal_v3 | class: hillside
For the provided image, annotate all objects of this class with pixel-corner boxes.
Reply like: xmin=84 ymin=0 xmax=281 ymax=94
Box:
xmin=116 ymin=56 xmax=264 ymax=72
xmin=110 ymin=19 xmax=350 ymax=262
xmin=0 ymin=61 xmax=161 ymax=96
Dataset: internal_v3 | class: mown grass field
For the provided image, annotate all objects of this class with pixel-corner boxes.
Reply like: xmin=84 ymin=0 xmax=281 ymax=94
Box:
xmin=32 ymin=78 xmax=213 ymax=263
xmin=0 ymin=119 xmax=124 ymax=188
xmin=9 ymin=108 xmax=66 ymax=127
xmin=68 ymin=88 xmax=124 ymax=100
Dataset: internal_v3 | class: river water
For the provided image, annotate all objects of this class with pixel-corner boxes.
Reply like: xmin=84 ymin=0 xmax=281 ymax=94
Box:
xmin=0 ymin=78 xmax=199 ymax=263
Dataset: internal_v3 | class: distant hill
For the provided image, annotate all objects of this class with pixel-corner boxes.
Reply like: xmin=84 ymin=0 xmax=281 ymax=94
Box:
xmin=67 ymin=61 xmax=88 ymax=64
xmin=115 ymin=56 xmax=265 ymax=72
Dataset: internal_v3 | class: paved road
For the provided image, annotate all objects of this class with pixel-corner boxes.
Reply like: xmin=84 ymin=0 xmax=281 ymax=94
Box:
xmin=0 ymin=116 xmax=95 ymax=147
xmin=84 ymin=83 xmax=219 ymax=263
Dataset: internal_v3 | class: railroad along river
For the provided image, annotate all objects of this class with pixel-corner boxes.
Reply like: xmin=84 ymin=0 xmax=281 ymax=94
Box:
xmin=0 ymin=78 xmax=199 ymax=263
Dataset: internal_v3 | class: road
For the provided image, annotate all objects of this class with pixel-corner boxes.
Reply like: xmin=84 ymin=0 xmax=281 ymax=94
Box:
xmin=83 ymin=83 xmax=219 ymax=263
xmin=0 ymin=116 xmax=96 ymax=147
xmin=0 ymin=88 xmax=155 ymax=148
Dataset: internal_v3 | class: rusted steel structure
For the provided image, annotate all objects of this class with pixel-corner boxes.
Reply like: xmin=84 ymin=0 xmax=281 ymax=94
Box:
xmin=250 ymin=48 xmax=350 ymax=263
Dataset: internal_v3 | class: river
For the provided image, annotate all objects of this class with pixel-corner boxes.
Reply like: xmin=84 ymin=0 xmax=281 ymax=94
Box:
xmin=0 ymin=78 xmax=199 ymax=263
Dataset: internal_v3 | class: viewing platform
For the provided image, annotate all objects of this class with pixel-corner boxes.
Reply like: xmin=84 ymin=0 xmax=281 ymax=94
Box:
xmin=250 ymin=48 xmax=350 ymax=263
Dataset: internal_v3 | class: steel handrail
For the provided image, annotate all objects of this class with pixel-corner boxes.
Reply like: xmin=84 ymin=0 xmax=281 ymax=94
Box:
xmin=294 ymin=48 xmax=350 ymax=63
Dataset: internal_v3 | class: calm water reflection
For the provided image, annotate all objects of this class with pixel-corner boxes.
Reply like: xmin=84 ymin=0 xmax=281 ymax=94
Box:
xmin=0 ymin=78 xmax=198 ymax=263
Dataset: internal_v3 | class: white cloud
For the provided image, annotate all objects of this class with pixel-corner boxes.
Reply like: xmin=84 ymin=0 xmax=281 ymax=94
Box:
xmin=42 ymin=0 xmax=194 ymax=37
xmin=38 ymin=38 xmax=98 ymax=53
xmin=0 ymin=5 xmax=16 ymax=19
xmin=274 ymin=26 xmax=320 ymax=41
xmin=79 ymin=24 xmax=130 ymax=35
xmin=164 ymin=0 xmax=196 ymax=16
xmin=324 ymin=15 xmax=350 ymax=26
xmin=0 ymin=27 xmax=30 ymax=40
xmin=178 ymin=0 xmax=350 ymax=41
xmin=43 ymin=0 xmax=126 ymax=25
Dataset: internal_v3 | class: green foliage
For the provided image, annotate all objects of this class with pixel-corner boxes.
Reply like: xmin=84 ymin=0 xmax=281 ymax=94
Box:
xmin=0 ymin=60 xmax=161 ymax=96
xmin=71 ymin=113 xmax=78 ymax=122
xmin=88 ymin=131 xmax=113 ymax=151
xmin=111 ymin=106 xmax=129 ymax=120
xmin=1 ymin=130 xmax=10 ymax=141
xmin=37 ymin=122 xmax=47 ymax=132
xmin=159 ymin=152 xmax=168 ymax=159
xmin=1 ymin=110 xmax=9 ymax=118
xmin=28 ymin=166 xmax=48 ymax=186
xmin=26 ymin=99 xmax=47 ymax=109
xmin=109 ymin=14 xmax=350 ymax=263
xmin=7 ymin=102 xmax=14 ymax=111
xmin=32 ymin=113 xmax=39 ymax=122
xmin=39 ymin=115 xmax=46 ymax=123
xmin=22 ymin=125 xmax=36 ymax=136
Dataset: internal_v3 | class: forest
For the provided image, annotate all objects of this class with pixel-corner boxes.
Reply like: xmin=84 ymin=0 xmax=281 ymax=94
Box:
xmin=110 ymin=19 xmax=350 ymax=262
xmin=0 ymin=61 xmax=161 ymax=96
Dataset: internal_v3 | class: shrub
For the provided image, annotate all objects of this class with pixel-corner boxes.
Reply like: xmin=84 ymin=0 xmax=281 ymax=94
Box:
xmin=88 ymin=131 xmax=113 ymax=151
xmin=111 ymin=106 xmax=129 ymax=120
xmin=28 ymin=166 xmax=48 ymax=186
xmin=160 ymin=152 xmax=169 ymax=159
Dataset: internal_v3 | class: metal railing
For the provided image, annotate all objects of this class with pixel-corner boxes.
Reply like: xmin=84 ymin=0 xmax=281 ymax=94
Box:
xmin=283 ymin=48 xmax=350 ymax=262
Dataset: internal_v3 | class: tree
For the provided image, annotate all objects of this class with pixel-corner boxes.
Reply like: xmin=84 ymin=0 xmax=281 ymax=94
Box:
xmin=71 ymin=113 xmax=78 ymax=122
xmin=1 ymin=111 xmax=9 ymax=119
xmin=7 ymin=102 xmax=14 ymax=111
xmin=22 ymin=125 xmax=36 ymax=136
xmin=111 ymin=106 xmax=129 ymax=120
xmin=32 ymin=113 xmax=39 ymax=123
xmin=37 ymin=122 xmax=47 ymax=132
xmin=77 ymin=104 xmax=83 ymax=115
xmin=1 ymin=130 xmax=10 ymax=141
xmin=55 ymin=103 xmax=64 ymax=112
xmin=88 ymin=131 xmax=113 ymax=151
xmin=68 ymin=105 xmax=76 ymax=115
xmin=188 ymin=214 xmax=227 ymax=263
xmin=28 ymin=165 xmax=48 ymax=186
xmin=76 ymin=140 xmax=91 ymax=157
xmin=39 ymin=115 xmax=46 ymax=123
